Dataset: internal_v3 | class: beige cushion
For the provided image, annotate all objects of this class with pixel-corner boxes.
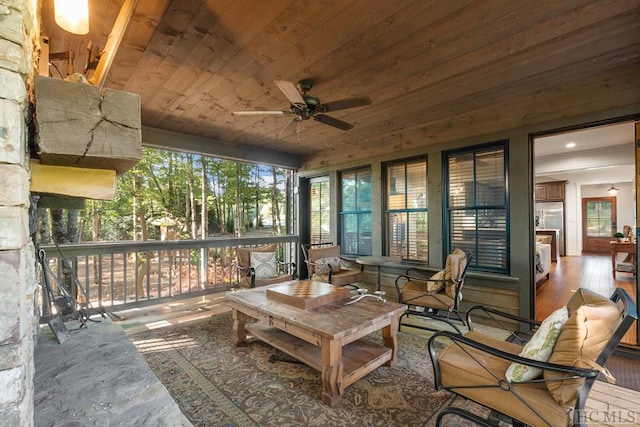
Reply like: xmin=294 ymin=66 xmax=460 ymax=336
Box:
xmin=311 ymin=268 xmax=364 ymax=286
xmin=438 ymin=331 xmax=571 ymax=426
xmin=565 ymin=288 xmax=609 ymax=315
xmin=506 ymin=307 xmax=568 ymax=382
xmin=404 ymin=270 xmax=446 ymax=294
xmin=307 ymin=245 xmax=340 ymax=264
xmin=536 ymin=235 xmax=553 ymax=244
xmin=237 ymin=244 xmax=277 ymax=271
xmin=307 ymin=245 xmax=363 ymax=286
xmin=250 ymin=251 xmax=277 ymax=279
xmin=444 ymin=249 xmax=466 ymax=298
xmin=315 ymin=256 xmax=342 ymax=274
xmin=400 ymin=289 xmax=454 ymax=310
xmin=544 ymin=291 xmax=622 ymax=406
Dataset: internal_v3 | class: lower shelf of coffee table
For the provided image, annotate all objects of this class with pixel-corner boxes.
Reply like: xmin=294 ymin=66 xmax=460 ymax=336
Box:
xmin=246 ymin=322 xmax=392 ymax=388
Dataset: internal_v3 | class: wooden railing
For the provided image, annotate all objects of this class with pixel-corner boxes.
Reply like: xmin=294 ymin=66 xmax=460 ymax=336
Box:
xmin=37 ymin=235 xmax=299 ymax=312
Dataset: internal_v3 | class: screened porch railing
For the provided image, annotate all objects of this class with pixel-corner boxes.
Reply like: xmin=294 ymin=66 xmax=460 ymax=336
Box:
xmin=37 ymin=235 xmax=299 ymax=314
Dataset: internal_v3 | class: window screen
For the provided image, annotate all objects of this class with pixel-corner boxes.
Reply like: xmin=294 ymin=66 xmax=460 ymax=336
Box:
xmin=445 ymin=142 xmax=508 ymax=273
xmin=340 ymin=168 xmax=372 ymax=256
xmin=310 ymin=177 xmax=330 ymax=244
xmin=385 ymin=158 xmax=428 ymax=261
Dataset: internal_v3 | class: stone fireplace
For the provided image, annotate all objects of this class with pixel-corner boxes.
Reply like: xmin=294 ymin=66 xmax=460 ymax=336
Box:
xmin=0 ymin=0 xmax=40 ymax=424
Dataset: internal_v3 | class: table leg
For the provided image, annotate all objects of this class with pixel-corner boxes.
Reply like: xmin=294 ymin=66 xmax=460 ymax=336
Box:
xmin=381 ymin=316 xmax=399 ymax=367
xmin=321 ymin=337 xmax=343 ymax=406
xmin=232 ymin=309 xmax=248 ymax=346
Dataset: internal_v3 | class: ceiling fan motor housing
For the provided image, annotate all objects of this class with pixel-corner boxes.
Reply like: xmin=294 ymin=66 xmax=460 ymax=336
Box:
xmin=297 ymin=79 xmax=314 ymax=94
xmin=234 ymin=78 xmax=370 ymax=134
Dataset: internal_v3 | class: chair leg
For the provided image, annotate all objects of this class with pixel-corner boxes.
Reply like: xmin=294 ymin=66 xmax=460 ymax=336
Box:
xmin=399 ymin=310 xmax=464 ymax=335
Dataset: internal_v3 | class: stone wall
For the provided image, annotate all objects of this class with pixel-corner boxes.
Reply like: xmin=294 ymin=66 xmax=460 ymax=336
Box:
xmin=0 ymin=0 xmax=38 ymax=425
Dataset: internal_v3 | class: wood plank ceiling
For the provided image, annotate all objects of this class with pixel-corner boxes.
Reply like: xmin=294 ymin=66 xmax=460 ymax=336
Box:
xmin=40 ymin=0 xmax=640 ymax=169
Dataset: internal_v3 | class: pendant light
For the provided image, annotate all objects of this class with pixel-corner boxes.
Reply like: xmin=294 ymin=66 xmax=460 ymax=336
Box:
xmin=54 ymin=0 xmax=89 ymax=35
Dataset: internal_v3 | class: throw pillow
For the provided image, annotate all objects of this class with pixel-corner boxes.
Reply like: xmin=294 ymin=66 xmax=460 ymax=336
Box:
xmin=403 ymin=270 xmax=445 ymax=293
xmin=250 ymin=251 xmax=277 ymax=279
xmin=505 ymin=306 xmax=569 ymax=382
xmin=426 ymin=270 xmax=446 ymax=293
xmin=315 ymin=256 xmax=342 ymax=275
xmin=544 ymin=296 xmax=621 ymax=405
xmin=444 ymin=248 xmax=466 ymax=281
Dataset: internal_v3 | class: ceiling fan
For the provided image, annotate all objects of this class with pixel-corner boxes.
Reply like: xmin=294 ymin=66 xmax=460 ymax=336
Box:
xmin=232 ymin=80 xmax=372 ymax=137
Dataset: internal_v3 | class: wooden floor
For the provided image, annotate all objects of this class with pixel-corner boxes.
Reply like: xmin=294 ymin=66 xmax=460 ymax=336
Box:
xmin=536 ymin=254 xmax=638 ymax=346
xmin=113 ymin=292 xmax=640 ymax=427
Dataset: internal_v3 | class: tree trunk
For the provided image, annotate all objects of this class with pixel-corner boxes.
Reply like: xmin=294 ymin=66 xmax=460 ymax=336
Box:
xmin=67 ymin=209 xmax=79 ymax=242
xmin=235 ymin=164 xmax=242 ymax=237
xmin=135 ymin=210 xmax=148 ymax=298
xmin=50 ymin=209 xmax=67 ymax=243
xmin=91 ymin=201 xmax=101 ymax=290
xmin=133 ymin=173 xmax=148 ymax=297
xmin=272 ymin=167 xmax=281 ymax=235
xmin=132 ymin=175 xmax=138 ymax=242
xmin=188 ymin=154 xmax=197 ymax=239
xmin=37 ymin=208 xmax=51 ymax=244
xmin=200 ymin=157 xmax=208 ymax=286
xmin=189 ymin=181 xmax=197 ymax=239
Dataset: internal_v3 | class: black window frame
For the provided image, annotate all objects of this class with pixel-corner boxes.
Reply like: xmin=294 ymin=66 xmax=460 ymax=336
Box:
xmin=339 ymin=167 xmax=373 ymax=256
xmin=443 ymin=140 xmax=509 ymax=274
xmin=383 ymin=156 xmax=428 ymax=262
xmin=309 ymin=176 xmax=331 ymax=245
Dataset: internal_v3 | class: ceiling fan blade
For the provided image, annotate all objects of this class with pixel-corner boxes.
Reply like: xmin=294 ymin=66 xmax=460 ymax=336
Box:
xmin=314 ymin=114 xmax=354 ymax=131
xmin=321 ymin=96 xmax=372 ymax=112
xmin=232 ymin=110 xmax=291 ymax=116
xmin=274 ymin=80 xmax=306 ymax=107
xmin=278 ymin=117 xmax=301 ymax=139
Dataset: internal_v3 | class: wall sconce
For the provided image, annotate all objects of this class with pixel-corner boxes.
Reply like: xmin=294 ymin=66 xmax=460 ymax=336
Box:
xmin=54 ymin=0 xmax=89 ymax=35
xmin=607 ymin=184 xmax=619 ymax=195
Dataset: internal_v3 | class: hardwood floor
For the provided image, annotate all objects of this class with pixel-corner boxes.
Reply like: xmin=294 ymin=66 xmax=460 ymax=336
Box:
xmin=536 ymin=254 xmax=638 ymax=346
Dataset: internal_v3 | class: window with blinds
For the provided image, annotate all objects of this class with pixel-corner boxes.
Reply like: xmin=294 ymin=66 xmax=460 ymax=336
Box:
xmin=310 ymin=177 xmax=331 ymax=244
xmin=340 ymin=167 xmax=372 ymax=256
xmin=385 ymin=158 xmax=428 ymax=261
xmin=445 ymin=142 xmax=508 ymax=273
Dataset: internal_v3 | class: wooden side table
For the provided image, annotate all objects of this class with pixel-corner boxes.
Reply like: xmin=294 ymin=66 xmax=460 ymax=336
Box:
xmin=610 ymin=241 xmax=636 ymax=279
xmin=356 ymin=256 xmax=402 ymax=291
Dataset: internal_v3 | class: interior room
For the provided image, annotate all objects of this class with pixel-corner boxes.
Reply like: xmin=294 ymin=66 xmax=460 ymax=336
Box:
xmin=534 ymin=122 xmax=638 ymax=345
xmin=1 ymin=1 xmax=639 ymax=426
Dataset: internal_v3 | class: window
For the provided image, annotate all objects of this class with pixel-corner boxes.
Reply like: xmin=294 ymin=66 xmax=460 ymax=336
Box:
xmin=444 ymin=141 xmax=508 ymax=273
xmin=385 ymin=158 xmax=428 ymax=261
xmin=340 ymin=167 xmax=372 ymax=256
xmin=310 ymin=177 xmax=331 ymax=244
xmin=585 ymin=200 xmax=613 ymax=237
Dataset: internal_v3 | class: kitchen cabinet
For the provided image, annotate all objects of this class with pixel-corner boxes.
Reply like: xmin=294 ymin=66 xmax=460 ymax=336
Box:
xmin=535 ymin=181 xmax=566 ymax=201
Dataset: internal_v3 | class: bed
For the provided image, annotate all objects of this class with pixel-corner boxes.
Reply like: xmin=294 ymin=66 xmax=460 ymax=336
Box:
xmin=535 ymin=242 xmax=551 ymax=284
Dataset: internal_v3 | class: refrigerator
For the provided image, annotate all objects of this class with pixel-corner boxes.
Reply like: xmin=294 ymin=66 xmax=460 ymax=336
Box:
xmin=535 ymin=201 xmax=565 ymax=256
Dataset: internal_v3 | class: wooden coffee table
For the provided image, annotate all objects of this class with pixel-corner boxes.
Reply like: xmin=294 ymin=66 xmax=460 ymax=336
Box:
xmin=225 ymin=281 xmax=407 ymax=406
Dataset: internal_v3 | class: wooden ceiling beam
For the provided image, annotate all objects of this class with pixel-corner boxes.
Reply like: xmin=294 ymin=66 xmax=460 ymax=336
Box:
xmin=141 ymin=126 xmax=301 ymax=169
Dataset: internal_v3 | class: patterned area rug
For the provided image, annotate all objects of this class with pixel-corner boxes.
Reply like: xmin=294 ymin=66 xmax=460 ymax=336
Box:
xmin=126 ymin=313 xmax=487 ymax=427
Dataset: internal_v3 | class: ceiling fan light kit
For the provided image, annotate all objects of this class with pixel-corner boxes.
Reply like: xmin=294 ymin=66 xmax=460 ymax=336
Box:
xmin=233 ymin=79 xmax=372 ymax=137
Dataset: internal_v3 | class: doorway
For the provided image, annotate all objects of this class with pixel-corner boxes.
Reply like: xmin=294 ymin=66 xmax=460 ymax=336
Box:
xmin=582 ymin=197 xmax=617 ymax=253
xmin=533 ymin=120 xmax=638 ymax=346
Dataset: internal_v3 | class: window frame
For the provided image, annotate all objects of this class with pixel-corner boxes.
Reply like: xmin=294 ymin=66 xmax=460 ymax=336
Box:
xmin=339 ymin=167 xmax=373 ymax=256
xmin=443 ymin=140 xmax=510 ymax=274
xmin=309 ymin=176 xmax=331 ymax=245
xmin=383 ymin=156 xmax=428 ymax=262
